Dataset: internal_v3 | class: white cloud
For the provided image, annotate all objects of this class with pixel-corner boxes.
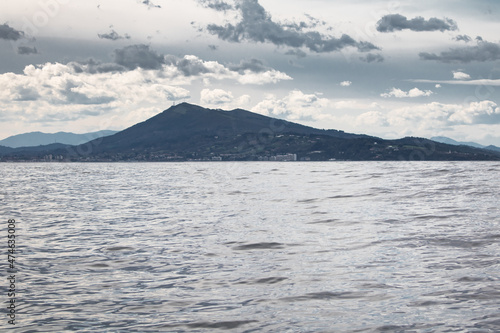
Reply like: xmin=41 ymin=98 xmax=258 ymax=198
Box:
xmin=332 ymin=100 xmax=381 ymax=110
xmin=251 ymin=90 xmax=331 ymax=121
xmin=234 ymin=69 xmax=292 ymax=85
xmin=453 ymin=71 xmax=471 ymax=80
xmin=448 ymin=100 xmax=500 ymax=124
xmin=387 ymin=100 xmax=500 ymax=127
xmin=435 ymin=84 xmax=441 ymax=88
xmin=381 ymin=87 xmax=433 ymax=98
xmin=200 ymin=88 xmax=251 ymax=108
xmin=340 ymin=81 xmax=352 ymax=87
xmin=347 ymin=100 xmax=500 ymax=142
xmin=200 ymin=88 xmax=234 ymax=105
xmin=355 ymin=111 xmax=389 ymax=127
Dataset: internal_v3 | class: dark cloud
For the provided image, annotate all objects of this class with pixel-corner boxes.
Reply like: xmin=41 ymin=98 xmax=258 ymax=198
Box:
xmin=141 ymin=0 xmax=161 ymax=9
xmin=285 ymin=49 xmax=307 ymax=58
xmin=68 ymin=46 xmax=213 ymax=76
xmin=164 ymin=55 xmax=211 ymax=76
xmin=376 ymin=14 xmax=457 ymax=32
xmin=0 ymin=23 xmax=24 ymax=41
xmin=360 ymin=53 xmax=384 ymax=63
xmin=208 ymin=44 xmax=218 ymax=50
xmin=228 ymin=58 xmax=268 ymax=73
xmin=113 ymin=44 xmax=165 ymax=70
xmin=454 ymin=34 xmax=472 ymax=43
xmin=67 ymin=44 xmax=280 ymax=81
xmin=419 ymin=40 xmax=500 ymax=63
xmin=68 ymin=59 xmax=127 ymax=74
xmin=17 ymin=46 xmax=38 ymax=55
xmin=98 ymin=30 xmax=131 ymax=41
xmin=198 ymin=0 xmax=233 ymax=11
xmin=205 ymin=0 xmax=379 ymax=53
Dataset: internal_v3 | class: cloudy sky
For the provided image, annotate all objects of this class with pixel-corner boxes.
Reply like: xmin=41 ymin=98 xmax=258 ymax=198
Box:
xmin=2 ymin=0 xmax=500 ymax=145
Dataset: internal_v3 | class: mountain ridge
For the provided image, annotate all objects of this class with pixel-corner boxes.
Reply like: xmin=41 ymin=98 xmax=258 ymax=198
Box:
xmin=0 ymin=130 xmax=118 ymax=148
xmin=431 ymin=136 xmax=500 ymax=152
xmin=2 ymin=103 xmax=500 ymax=161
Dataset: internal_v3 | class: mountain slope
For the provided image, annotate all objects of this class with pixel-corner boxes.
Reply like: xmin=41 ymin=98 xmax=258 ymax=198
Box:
xmin=0 ymin=145 xmax=14 ymax=155
xmin=0 ymin=130 xmax=118 ymax=148
xmin=72 ymin=102 xmax=368 ymax=154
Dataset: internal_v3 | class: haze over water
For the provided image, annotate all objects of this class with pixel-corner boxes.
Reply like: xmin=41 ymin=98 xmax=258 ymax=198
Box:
xmin=1 ymin=162 xmax=500 ymax=332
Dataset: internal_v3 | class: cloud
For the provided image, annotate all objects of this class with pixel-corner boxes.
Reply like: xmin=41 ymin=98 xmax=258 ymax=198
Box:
xmin=381 ymin=87 xmax=433 ymax=98
xmin=235 ymin=69 xmax=292 ymax=85
xmin=448 ymin=101 xmax=500 ymax=124
xmin=413 ymin=78 xmax=500 ymax=86
xmin=68 ymin=59 xmax=127 ymax=74
xmin=376 ymin=14 xmax=457 ymax=32
xmin=98 ymin=30 xmax=131 ymax=41
xmin=0 ymin=41 xmax=293 ymax=127
xmin=419 ymin=40 xmax=500 ymax=63
xmin=340 ymin=81 xmax=352 ymax=87
xmin=387 ymin=101 xmax=500 ymax=127
xmin=165 ymin=54 xmax=212 ymax=76
xmin=453 ymin=71 xmax=470 ymax=80
xmin=114 ymin=44 xmax=165 ymax=70
xmin=200 ymin=88 xmax=234 ymax=105
xmin=356 ymin=111 xmax=389 ymax=127
xmin=205 ymin=0 xmax=379 ymax=54
xmin=285 ymin=49 xmax=307 ymax=58
xmin=17 ymin=46 xmax=39 ymax=55
xmin=252 ymin=90 xmax=331 ymax=121
xmin=0 ymin=62 xmax=191 ymax=126
xmin=0 ymin=23 xmax=24 ymax=41
xmin=140 ymin=0 xmax=161 ymax=9
xmin=227 ymin=58 xmax=268 ymax=74
xmin=359 ymin=53 xmax=384 ymax=63
xmin=197 ymin=0 xmax=233 ymax=11
xmin=67 ymin=44 xmax=292 ymax=86
xmin=200 ymin=88 xmax=251 ymax=108
xmin=353 ymin=101 xmax=500 ymax=138
xmin=454 ymin=34 xmax=472 ymax=43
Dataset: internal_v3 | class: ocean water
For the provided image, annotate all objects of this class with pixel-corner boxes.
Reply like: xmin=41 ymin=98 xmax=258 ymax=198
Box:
xmin=1 ymin=161 xmax=499 ymax=332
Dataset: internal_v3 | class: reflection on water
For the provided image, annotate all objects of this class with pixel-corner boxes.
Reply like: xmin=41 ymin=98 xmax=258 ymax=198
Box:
xmin=1 ymin=162 xmax=500 ymax=332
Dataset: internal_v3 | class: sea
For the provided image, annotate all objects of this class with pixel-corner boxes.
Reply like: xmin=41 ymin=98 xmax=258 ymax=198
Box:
xmin=1 ymin=161 xmax=499 ymax=332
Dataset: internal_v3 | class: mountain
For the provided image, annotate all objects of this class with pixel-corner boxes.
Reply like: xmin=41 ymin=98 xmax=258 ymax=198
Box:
xmin=431 ymin=136 xmax=500 ymax=152
xmin=484 ymin=145 xmax=500 ymax=153
xmin=71 ymin=102 xmax=367 ymax=153
xmin=431 ymin=136 xmax=484 ymax=148
xmin=2 ymin=103 xmax=500 ymax=161
xmin=0 ymin=130 xmax=118 ymax=148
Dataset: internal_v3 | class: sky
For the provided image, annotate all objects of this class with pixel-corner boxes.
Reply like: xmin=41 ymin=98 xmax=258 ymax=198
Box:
xmin=1 ymin=0 xmax=500 ymax=145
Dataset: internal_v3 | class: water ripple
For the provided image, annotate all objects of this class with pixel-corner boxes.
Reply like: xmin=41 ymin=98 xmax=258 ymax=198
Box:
xmin=1 ymin=161 xmax=499 ymax=332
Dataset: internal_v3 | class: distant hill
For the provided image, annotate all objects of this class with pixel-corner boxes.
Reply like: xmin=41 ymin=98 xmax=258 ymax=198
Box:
xmin=1 ymin=103 xmax=500 ymax=161
xmin=431 ymin=136 xmax=500 ymax=152
xmin=0 ymin=130 xmax=118 ymax=148
xmin=484 ymin=145 xmax=500 ymax=153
